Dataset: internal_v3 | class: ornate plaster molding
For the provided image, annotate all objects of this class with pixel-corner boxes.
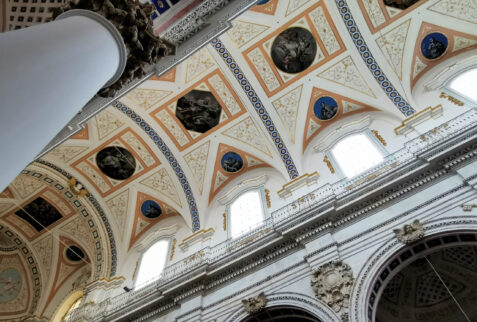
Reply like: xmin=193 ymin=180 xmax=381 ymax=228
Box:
xmin=393 ymin=220 xmax=425 ymax=244
xmin=462 ymin=203 xmax=477 ymax=211
xmin=394 ymin=105 xmax=443 ymax=135
xmin=311 ymin=261 xmax=354 ymax=318
xmin=242 ymin=292 xmax=267 ymax=314
xmin=277 ymin=172 xmax=319 ymax=199
xmin=217 ymin=175 xmax=268 ymax=205
xmin=178 ymin=228 xmax=215 ymax=251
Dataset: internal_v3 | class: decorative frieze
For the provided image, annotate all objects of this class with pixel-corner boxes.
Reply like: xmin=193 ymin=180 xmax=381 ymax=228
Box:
xmin=394 ymin=220 xmax=425 ymax=244
xmin=440 ymin=92 xmax=465 ymax=106
xmin=371 ymin=130 xmax=386 ymax=146
xmin=311 ymin=261 xmax=353 ymax=318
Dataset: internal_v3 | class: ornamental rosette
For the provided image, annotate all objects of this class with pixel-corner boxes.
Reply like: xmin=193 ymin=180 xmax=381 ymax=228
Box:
xmin=311 ymin=261 xmax=354 ymax=316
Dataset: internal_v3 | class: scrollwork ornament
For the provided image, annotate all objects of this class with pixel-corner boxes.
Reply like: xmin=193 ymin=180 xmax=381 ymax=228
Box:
xmin=311 ymin=261 xmax=354 ymax=316
xmin=393 ymin=219 xmax=424 ymax=244
xmin=242 ymin=292 xmax=267 ymax=314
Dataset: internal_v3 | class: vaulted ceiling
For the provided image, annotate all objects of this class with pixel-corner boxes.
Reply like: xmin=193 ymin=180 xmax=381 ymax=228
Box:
xmin=1 ymin=0 xmax=476 ymax=319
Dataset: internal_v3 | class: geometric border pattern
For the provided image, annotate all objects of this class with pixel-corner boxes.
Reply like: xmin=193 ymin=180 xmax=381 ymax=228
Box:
xmin=34 ymin=160 xmax=118 ymax=277
xmin=113 ymin=101 xmax=201 ymax=232
xmin=334 ymin=0 xmax=416 ymax=116
xmin=211 ymin=38 xmax=300 ymax=179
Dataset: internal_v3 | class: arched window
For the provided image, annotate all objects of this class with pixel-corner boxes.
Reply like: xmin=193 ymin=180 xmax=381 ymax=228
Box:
xmin=135 ymin=239 xmax=169 ymax=288
xmin=229 ymin=189 xmax=265 ymax=239
xmin=448 ymin=68 xmax=477 ymax=103
xmin=330 ymin=133 xmax=384 ymax=178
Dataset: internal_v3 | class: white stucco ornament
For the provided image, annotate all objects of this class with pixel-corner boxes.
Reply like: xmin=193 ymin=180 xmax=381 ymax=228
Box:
xmin=394 ymin=220 xmax=424 ymax=244
xmin=311 ymin=261 xmax=354 ymax=316
xmin=242 ymin=292 xmax=267 ymax=314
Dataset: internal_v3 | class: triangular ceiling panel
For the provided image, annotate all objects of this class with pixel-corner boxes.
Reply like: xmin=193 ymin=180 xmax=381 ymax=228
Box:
xmin=47 ymin=146 xmax=88 ymax=164
xmin=303 ymin=87 xmax=380 ymax=152
xmin=286 ymin=0 xmax=312 ymax=16
xmin=250 ymin=0 xmax=278 ymax=15
xmin=94 ymin=109 xmax=125 ymax=140
xmin=428 ymin=0 xmax=477 ymax=24
xmin=376 ymin=19 xmax=410 ymax=80
xmin=271 ymin=85 xmax=302 ymax=144
xmin=222 ymin=117 xmax=272 ymax=156
xmin=125 ymin=89 xmax=173 ymax=111
xmin=411 ymin=22 xmax=477 ymax=88
xmin=318 ymin=56 xmax=376 ymax=97
xmin=185 ymin=47 xmax=216 ymax=83
xmin=140 ymin=168 xmax=182 ymax=207
xmin=183 ymin=141 xmax=210 ymax=195
xmin=227 ymin=20 xmax=270 ymax=49
xmin=208 ymin=143 xmax=271 ymax=204
xmin=128 ymin=191 xmax=179 ymax=249
xmin=105 ymin=189 xmax=130 ymax=241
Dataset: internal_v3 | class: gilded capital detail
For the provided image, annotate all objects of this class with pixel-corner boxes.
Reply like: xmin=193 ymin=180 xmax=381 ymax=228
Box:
xmin=52 ymin=0 xmax=175 ymax=97
xmin=393 ymin=219 xmax=424 ymax=244
xmin=242 ymin=292 xmax=267 ymax=314
xmin=311 ymin=261 xmax=354 ymax=318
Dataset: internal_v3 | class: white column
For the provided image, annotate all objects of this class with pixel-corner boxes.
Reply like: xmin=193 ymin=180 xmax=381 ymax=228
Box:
xmin=0 ymin=10 xmax=126 ymax=191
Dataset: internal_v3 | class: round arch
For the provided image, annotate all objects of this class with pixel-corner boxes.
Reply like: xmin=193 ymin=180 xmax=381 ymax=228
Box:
xmin=224 ymin=292 xmax=341 ymax=322
xmin=349 ymin=217 xmax=477 ymax=322
xmin=51 ymin=290 xmax=83 ymax=322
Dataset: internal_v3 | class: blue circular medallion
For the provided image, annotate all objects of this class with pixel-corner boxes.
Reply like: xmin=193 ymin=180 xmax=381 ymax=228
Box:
xmin=141 ymin=200 xmax=162 ymax=219
xmin=256 ymin=0 xmax=270 ymax=5
xmin=221 ymin=152 xmax=244 ymax=173
xmin=313 ymin=96 xmax=338 ymax=120
xmin=421 ymin=32 xmax=448 ymax=60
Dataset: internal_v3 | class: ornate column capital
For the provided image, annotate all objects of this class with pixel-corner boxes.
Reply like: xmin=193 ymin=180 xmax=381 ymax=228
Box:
xmin=52 ymin=0 xmax=175 ymax=97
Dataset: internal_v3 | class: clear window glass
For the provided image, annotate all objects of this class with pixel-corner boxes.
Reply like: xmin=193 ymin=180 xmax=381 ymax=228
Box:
xmin=449 ymin=68 xmax=477 ymax=103
xmin=229 ymin=190 xmax=265 ymax=239
xmin=135 ymin=240 xmax=169 ymax=288
xmin=331 ymin=133 xmax=384 ymax=178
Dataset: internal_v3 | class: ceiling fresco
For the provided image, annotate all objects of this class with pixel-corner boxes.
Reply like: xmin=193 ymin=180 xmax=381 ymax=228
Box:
xmin=2 ymin=0 xmax=477 ymax=319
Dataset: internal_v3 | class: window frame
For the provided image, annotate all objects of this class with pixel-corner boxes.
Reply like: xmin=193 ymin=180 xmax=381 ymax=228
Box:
xmin=444 ymin=68 xmax=477 ymax=107
xmin=226 ymin=187 xmax=268 ymax=240
xmin=326 ymin=129 xmax=388 ymax=179
xmin=134 ymin=238 xmax=172 ymax=289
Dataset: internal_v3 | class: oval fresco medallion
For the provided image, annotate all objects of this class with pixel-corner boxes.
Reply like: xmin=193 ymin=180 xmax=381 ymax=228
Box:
xmin=256 ymin=0 xmax=270 ymax=4
xmin=66 ymin=245 xmax=85 ymax=262
xmin=141 ymin=200 xmax=162 ymax=219
xmin=96 ymin=146 xmax=136 ymax=180
xmin=221 ymin=152 xmax=244 ymax=173
xmin=0 ymin=268 xmax=22 ymax=303
xmin=271 ymin=27 xmax=317 ymax=74
xmin=313 ymin=96 xmax=338 ymax=121
xmin=421 ymin=32 xmax=448 ymax=60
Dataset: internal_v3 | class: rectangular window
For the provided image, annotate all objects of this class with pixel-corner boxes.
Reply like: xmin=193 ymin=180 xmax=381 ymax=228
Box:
xmin=229 ymin=190 xmax=265 ymax=239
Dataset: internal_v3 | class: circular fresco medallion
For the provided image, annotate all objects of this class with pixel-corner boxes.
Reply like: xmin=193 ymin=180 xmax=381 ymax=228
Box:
xmin=221 ymin=152 xmax=244 ymax=173
xmin=271 ymin=27 xmax=317 ymax=74
xmin=66 ymin=245 xmax=85 ymax=262
xmin=313 ymin=96 xmax=338 ymax=120
xmin=421 ymin=32 xmax=448 ymax=60
xmin=0 ymin=268 xmax=22 ymax=303
xmin=96 ymin=146 xmax=136 ymax=180
xmin=141 ymin=200 xmax=162 ymax=219
xmin=256 ymin=0 xmax=270 ymax=4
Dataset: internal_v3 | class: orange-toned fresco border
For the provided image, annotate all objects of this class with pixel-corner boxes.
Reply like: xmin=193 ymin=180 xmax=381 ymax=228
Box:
xmin=208 ymin=143 xmax=271 ymax=204
xmin=41 ymin=236 xmax=88 ymax=316
xmin=128 ymin=191 xmax=179 ymax=250
xmin=149 ymin=68 xmax=177 ymax=82
xmin=150 ymin=70 xmax=247 ymax=151
xmin=303 ymin=87 xmax=380 ymax=152
xmin=72 ymin=128 xmax=161 ymax=198
xmin=243 ymin=1 xmax=345 ymax=97
xmin=411 ymin=22 xmax=477 ymax=90
xmin=357 ymin=0 xmax=429 ymax=34
xmin=0 ymin=253 xmax=32 ymax=317
xmin=0 ymin=187 xmax=14 ymax=199
xmin=2 ymin=187 xmax=75 ymax=242
xmin=250 ymin=0 xmax=278 ymax=15
xmin=71 ymin=124 xmax=89 ymax=140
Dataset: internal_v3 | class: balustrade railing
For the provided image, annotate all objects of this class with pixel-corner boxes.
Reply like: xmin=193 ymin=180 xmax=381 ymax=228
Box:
xmin=72 ymin=109 xmax=477 ymax=320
